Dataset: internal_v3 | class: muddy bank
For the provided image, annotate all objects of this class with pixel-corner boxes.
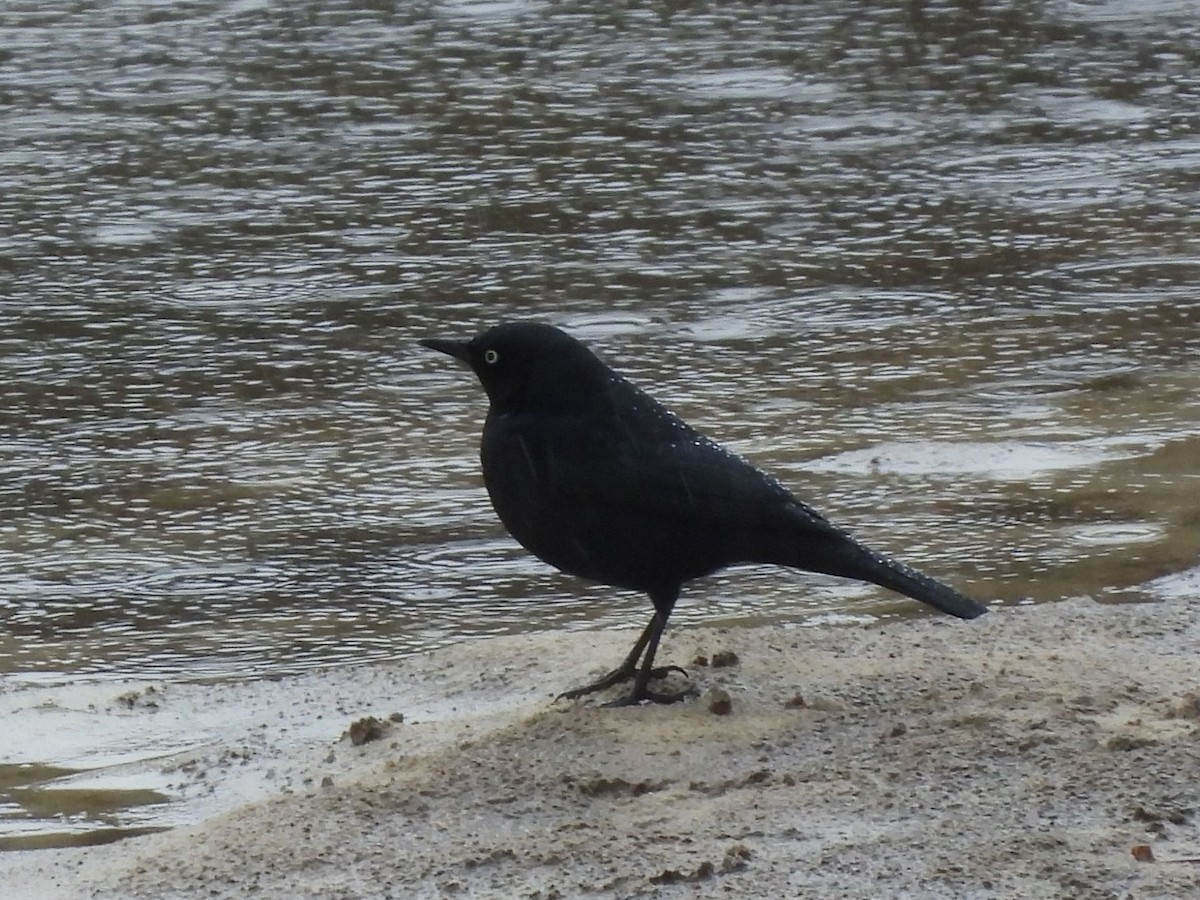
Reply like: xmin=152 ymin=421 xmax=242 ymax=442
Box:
xmin=3 ymin=592 xmax=1199 ymax=899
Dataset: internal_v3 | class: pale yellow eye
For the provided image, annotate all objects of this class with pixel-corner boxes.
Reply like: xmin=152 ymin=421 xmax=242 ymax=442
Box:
xmin=484 ymin=349 xmax=500 ymax=365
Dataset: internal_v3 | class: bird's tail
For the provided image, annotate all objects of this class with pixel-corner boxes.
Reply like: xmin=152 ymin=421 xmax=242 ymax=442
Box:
xmin=759 ymin=516 xmax=988 ymax=619
xmin=829 ymin=540 xmax=988 ymax=619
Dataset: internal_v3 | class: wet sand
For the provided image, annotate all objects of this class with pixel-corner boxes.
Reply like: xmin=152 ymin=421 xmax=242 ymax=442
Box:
xmin=4 ymin=591 xmax=1199 ymax=899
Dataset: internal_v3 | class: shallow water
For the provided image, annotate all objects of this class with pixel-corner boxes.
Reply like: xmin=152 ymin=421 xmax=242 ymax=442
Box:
xmin=2 ymin=0 xmax=1199 ymax=846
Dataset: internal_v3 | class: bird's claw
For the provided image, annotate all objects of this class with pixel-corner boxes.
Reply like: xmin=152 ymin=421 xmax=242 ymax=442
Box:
xmin=602 ymin=683 xmax=699 ymax=707
xmin=647 ymin=664 xmax=688 ymax=681
xmin=556 ymin=668 xmax=633 ymax=701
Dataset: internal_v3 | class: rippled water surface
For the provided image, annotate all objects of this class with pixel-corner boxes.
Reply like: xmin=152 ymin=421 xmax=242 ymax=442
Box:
xmin=4 ymin=0 xmax=1200 ymax=677
xmin=3 ymin=0 xmax=1200 ymax=840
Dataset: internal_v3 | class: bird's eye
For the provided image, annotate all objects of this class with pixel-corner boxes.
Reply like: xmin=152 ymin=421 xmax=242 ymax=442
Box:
xmin=484 ymin=349 xmax=500 ymax=365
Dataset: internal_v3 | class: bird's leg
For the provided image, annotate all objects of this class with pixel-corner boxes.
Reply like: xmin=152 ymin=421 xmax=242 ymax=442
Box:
xmin=557 ymin=613 xmax=687 ymax=701
xmin=603 ymin=611 xmax=697 ymax=707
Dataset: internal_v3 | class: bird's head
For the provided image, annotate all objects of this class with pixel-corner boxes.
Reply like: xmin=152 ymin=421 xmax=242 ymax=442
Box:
xmin=420 ymin=322 xmax=611 ymax=413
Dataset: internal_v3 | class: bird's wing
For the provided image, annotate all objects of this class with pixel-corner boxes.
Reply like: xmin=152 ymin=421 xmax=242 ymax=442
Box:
xmin=539 ymin=422 xmax=838 ymax=537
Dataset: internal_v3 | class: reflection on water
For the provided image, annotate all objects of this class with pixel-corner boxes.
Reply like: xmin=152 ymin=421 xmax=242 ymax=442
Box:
xmin=0 ymin=760 xmax=169 ymax=852
xmin=2 ymin=2 xmax=1199 ymax=681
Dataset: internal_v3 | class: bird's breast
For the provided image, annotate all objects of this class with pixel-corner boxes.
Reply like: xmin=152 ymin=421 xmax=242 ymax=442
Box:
xmin=478 ymin=414 xmax=605 ymax=578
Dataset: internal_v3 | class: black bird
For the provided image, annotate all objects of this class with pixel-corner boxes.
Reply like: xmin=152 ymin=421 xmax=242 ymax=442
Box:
xmin=421 ymin=322 xmax=987 ymax=705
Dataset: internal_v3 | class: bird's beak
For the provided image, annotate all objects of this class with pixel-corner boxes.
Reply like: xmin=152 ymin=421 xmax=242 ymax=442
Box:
xmin=419 ymin=337 xmax=472 ymax=364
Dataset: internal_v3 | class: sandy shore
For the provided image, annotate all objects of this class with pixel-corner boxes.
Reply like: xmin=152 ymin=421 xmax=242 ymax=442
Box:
xmin=3 ymin=589 xmax=1199 ymax=899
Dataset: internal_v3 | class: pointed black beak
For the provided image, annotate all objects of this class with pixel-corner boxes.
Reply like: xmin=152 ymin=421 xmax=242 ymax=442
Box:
xmin=419 ymin=337 xmax=472 ymax=364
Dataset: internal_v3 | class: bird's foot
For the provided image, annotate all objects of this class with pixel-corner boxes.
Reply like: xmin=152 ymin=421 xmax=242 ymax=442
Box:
xmin=602 ymin=682 xmax=698 ymax=707
xmin=557 ymin=665 xmax=689 ymax=702
xmin=556 ymin=666 xmax=632 ymax=701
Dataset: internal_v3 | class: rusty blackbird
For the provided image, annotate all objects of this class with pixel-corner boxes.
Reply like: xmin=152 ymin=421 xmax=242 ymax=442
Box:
xmin=421 ymin=322 xmax=987 ymax=705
